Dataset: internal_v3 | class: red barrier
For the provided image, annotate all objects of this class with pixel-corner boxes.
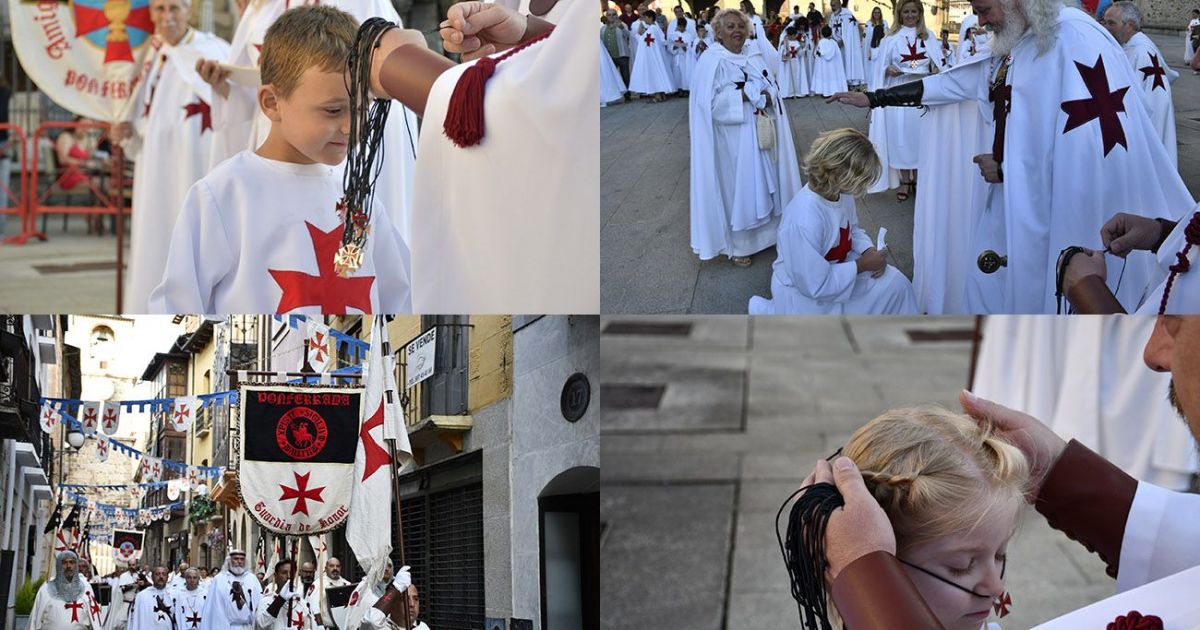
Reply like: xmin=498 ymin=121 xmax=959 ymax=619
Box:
xmin=0 ymin=124 xmax=29 ymax=245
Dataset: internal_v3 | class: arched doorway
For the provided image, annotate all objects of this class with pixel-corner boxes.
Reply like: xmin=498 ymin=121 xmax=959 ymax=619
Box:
xmin=539 ymin=466 xmax=599 ymax=630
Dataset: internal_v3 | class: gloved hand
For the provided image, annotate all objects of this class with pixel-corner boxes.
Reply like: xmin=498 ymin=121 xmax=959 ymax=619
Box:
xmin=391 ymin=565 xmax=412 ymax=592
xmin=279 ymin=580 xmax=293 ymax=600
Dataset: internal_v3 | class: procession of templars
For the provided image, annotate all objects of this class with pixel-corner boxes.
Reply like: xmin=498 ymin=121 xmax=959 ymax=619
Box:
xmin=601 ymin=0 xmax=1200 ymax=316
xmin=28 ymin=549 xmax=429 ymax=629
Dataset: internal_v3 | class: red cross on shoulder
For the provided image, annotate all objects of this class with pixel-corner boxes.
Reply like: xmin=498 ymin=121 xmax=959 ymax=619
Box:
xmin=1060 ymin=54 xmax=1129 ymax=156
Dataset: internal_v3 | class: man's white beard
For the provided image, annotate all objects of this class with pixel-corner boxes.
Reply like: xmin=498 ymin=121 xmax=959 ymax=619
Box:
xmin=229 ymin=565 xmax=247 ymax=576
xmin=986 ymin=9 xmax=1028 ymax=57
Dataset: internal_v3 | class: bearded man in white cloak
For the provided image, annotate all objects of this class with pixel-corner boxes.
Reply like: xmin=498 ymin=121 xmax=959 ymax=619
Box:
xmin=689 ymin=9 xmax=803 ymax=267
xmin=31 ymin=550 xmax=102 ymax=629
xmin=199 ymin=549 xmax=262 ymax=630
xmin=830 ymin=0 xmax=1194 ymax=314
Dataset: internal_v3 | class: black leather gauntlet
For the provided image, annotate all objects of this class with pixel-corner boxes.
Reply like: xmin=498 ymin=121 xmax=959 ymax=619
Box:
xmin=866 ymin=80 xmax=924 ymax=108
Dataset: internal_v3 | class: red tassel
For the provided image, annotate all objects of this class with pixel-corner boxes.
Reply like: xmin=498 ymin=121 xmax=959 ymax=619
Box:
xmin=442 ymin=28 xmax=555 ymax=148
xmin=443 ymin=56 xmax=497 ymax=148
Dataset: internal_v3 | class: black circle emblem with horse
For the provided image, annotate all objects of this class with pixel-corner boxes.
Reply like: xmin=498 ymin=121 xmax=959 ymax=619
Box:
xmin=276 ymin=407 xmax=329 ymax=460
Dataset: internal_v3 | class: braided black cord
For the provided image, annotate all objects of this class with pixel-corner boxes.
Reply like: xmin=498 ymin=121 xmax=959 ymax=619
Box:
xmin=776 ymin=482 xmax=845 ymax=630
xmin=341 ymin=17 xmax=397 ymax=249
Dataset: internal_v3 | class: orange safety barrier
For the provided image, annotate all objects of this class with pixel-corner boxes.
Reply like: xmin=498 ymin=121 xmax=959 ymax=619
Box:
xmin=0 ymin=124 xmax=29 ymax=245
xmin=3 ymin=121 xmax=129 ymax=311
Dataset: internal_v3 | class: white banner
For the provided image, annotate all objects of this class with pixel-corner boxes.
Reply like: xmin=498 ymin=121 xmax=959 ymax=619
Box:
xmin=405 ymin=327 xmax=436 ymax=389
xmin=101 ymin=401 xmax=121 ymax=436
xmin=39 ymin=400 xmax=59 ymax=434
xmin=306 ymin=320 xmax=332 ymax=373
xmin=170 ymin=396 xmax=200 ymax=432
xmin=95 ymin=437 xmax=109 ymax=463
xmin=8 ymin=0 xmax=157 ymax=121
xmin=79 ymin=401 xmax=100 ymax=435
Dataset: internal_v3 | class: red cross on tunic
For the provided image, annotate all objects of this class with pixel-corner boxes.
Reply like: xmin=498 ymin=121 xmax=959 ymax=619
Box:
xmin=267 ymin=222 xmax=376 ymax=314
xmin=183 ymin=98 xmax=213 ymax=134
xmin=644 ymin=32 xmax=655 ymax=46
xmin=825 ymin=225 xmax=853 ymax=263
xmin=1060 ymin=54 xmax=1129 ymax=156
xmin=279 ymin=471 xmax=326 ymax=516
xmin=899 ymin=38 xmax=927 ymax=64
xmin=291 ymin=609 xmax=306 ymax=628
xmin=64 ymin=600 xmax=83 ymax=623
xmin=1139 ymin=53 xmax=1167 ymax=91
xmin=186 ymin=611 xmax=202 ymax=628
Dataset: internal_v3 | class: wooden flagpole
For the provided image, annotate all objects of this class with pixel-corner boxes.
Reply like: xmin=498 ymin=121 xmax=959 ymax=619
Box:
xmin=380 ymin=316 xmax=413 ymax=630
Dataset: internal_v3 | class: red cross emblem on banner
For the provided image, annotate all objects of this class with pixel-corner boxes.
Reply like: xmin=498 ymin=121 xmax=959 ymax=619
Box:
xmin=103 ymin=407 xmax=118 ymax=428
xmin=279 ymin=471 xmax=325 ymax=516
xmin=309 ymin=331 xmax=328 ymax=363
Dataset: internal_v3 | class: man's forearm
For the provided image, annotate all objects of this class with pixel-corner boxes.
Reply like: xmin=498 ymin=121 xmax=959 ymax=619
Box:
xmin=1035 ymin=439 xmax=1138 ymax=578
xmin=865 ymin=79 xmax=923 ymax=107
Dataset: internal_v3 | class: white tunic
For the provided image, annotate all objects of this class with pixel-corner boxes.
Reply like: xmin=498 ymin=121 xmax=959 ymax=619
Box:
xmin=868 ymin=27 xmax=940 ymax=191
xmin=778 ymin=39 xmax=811 ymax=97
xmin=862 ymin=20 xmax=889 ymax=89
xmin=409 ymin=0 xmax=597 ymax=313
xmin=148 ymin=150 xmax=412 ymax=314
xmin=129 ymin=587 xmax=175 ymax=630
xmin=919 ymin=7 xmax=1194 ymax=313
xmin=31 ymin=582 xmax=102 ymax=629
xmin=255 ymin=583 xmax=316 ymax=629
xmin=810 ymin=38 xmax=847 ymax=97
xmin=172 ymin=588 xmax=207 ymax=630
xmin=827 ymin=8 xmax=866 ymax=84
xmin=749 ymin=185 xmax=917 ymax=314
xmin=688 ymin=44 xmax=803 ymax=260
xmin=121 ymin=29 xmax=230 ymax=313
xmin=207 ymin=0 xmax=420 ymax=241
xmin=199 ymin=571 xmax=261 ymax=630
xmin=628 ymin=22 xmax=676 ymax=94
xmin=1123 ymin=32 xmax=1178 ymax=168
xmin=665 ymin=28 xmax=695 ymax=90
xmin=601 ymin=40 xmax=627 ymax=106
xmin=911 ymin=55 xmax=993 ymax=314
xmin=103 ymin=573 xmax=137 ymax=630
xmin=687 ymin=34 xmax=714 ymax=86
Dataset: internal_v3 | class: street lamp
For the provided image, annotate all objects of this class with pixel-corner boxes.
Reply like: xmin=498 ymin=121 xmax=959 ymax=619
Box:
xmin=66 ymin=428 xmax=86 ymax=451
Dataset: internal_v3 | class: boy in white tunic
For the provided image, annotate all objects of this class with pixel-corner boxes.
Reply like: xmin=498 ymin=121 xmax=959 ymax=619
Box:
xmin=810 ymin=26 xmax=848 ymax=96
xmin=149 ymin=5 xmax=412 ymax=314
xmin=750 ymin=128 xmax=916 ymax=314
xmin=628 ymin=11 xmax=677 ymax=101
xmin=778 ymin=27 xmax=811 ymax=97
xmin=667 ymin=18 xmax=695 ymax=92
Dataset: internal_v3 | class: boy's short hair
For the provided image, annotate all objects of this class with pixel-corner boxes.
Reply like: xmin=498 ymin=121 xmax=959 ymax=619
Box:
xmin=820 ymin=25 xmax=833 ymax=37
xmin=786 ymin=26 xmax=798 ymax=35
xmin=802 ymin=128 xmax=881 ymax=198
xmin=260 ymin=5 xmax=359 ymax=98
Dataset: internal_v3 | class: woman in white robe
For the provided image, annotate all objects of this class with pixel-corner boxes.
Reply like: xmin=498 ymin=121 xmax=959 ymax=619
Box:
xmin=863 ymin=8 xmax=889 ymax=89
xmin=810 ymin=27 xmax=848 ymax=97
xmin=689 ymin=9 xmax=803 ymax=266
xmin=866 ymin=0 xmax=942 ymax=200
xmin=666 ymin=18 xmax=695 ymax=91
xmin=750 ymin=128 xmax=916 ymax=314
xmin=628 ymin=12 xmax=676 ymax=101
xmin=777 ymin=27 xmax=811 ymax=97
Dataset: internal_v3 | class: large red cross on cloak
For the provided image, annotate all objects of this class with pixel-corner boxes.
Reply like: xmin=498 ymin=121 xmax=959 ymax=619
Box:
xmin=64 ymin=600 xmax=83 ymax=623
xmin=358 ymin=403 xmax=391 ymax=482
xmin=268 ymin=222 xmax=375 ymax=314
xmin=644 ymin=32 xmax=655 ymax=46
xmin=279 ymin=471 xmax=325 ymax=515
xmin=1060 ymin=54 xmax=1129 ymax=156
xmin=825 ymin=224 xmax=853 ymax=262
xmin=1139 ymin=53 xmax=1167 ymax=91
xmin=899 ymin=39 xmax=926 ymax=63
xmin=183 ymin=98 xmax=212 ymax=134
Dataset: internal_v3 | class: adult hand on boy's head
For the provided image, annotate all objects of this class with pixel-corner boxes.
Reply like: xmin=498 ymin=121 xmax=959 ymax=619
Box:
xmin=195 ymin=59 xmax=231 ymax=99
xmin=440 ymin=2 xmax=528 ymax=61
xmin=806 ymin=457 xmax=896 ymax=580
xmin=958 ymin=390 xmax=1068 ymax=501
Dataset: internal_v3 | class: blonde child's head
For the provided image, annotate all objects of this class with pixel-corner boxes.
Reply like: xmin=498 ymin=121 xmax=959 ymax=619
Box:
xmin=842 ymin=407 xmax=1028 ymax=629
xmin=258 ymin=5 xmax=359 ymax=166
xmin=802 ymin=128 xmax=881 ymax=198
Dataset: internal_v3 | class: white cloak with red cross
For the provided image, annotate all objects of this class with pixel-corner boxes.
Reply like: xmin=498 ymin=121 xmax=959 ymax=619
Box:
xmin=147 ymin=150 xmax=411 ymax=314
xmin=749 ymin=185 xmax=917 ymax=314
xmin=120 ymin=29 xmax=230 ymax=313
xmin=206 ymin=0 xmax=419 ymax=243
xmin=31 ymin=581 xmax=102 ymax=629
xmin=919 ymin=6 xmax=1195 ymax=313
xmin=1123 ymin=32 xmax=1178 ymax=168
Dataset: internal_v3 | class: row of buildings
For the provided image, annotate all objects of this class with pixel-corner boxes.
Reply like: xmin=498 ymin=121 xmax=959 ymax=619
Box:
xmin=2 ymin=314 xmax=599 ymax=630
